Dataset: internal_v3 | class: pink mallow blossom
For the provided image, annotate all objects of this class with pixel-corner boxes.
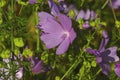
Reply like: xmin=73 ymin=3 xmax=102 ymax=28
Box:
xmin=38 ymin=12 xmax=76 ymax=54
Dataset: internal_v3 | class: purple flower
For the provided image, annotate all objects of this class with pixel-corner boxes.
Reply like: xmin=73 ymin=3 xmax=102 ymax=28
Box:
xmin=76 ymin=9 xmax=96 ymax=21
xmin=115 ymin=63 xmax=120 ymax=77
xmin=85 ymin=31 xmax=119 ymax=75
xmin=48 ymin=0 xmax=60 ymax=16
xmin=38 ymin=12 xmax=76 ymax=54
xmin=82 ymin=21 xmax=90 ymax=29
xmin=58 ymin=1 xmax=67 ymax=12
xmin=58 ymin=0 xmax=64 ymax=2
xmin=76 ymin=9 xmax=96 ymax=29
xmin=111 ymin=0 xmax=120 ymax=9
xmin=64 ymin=5 xmax=78 ymax=19
xmin=30 ymin=57 xmax=47 ymax=74
xmin=29 ymin=0 xmax=36 ymax=4
xmin=48 ymin=0 xmax=67 ymax=16
xmin=15 ymin=67 xmax=23 ymax=79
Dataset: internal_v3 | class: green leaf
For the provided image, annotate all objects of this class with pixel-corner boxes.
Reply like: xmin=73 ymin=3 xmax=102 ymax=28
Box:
xmin=14 ymin=48 xmax=20 ymax=56
xmin=115 ymin=20 xmax=120 ymax=28
xmin=22 ymin=48 xmax=33 ymax=58
xmin=17 ymin=0 xmax=28 ymax=5
xmin=90 ymin=21 xmax=96 ymax=27
xmin=14 ymin=38 xmax=24 ymax=47
xmin=83 ymin=61 xmax=91 ymax=68
xmin=91 ymin=61 xmax=97 ymax=67
xmin=77 ymin=18 xmax=84 ymax=29
xmin=0 ymin=49 xmax=10 ymax=58
xmin=0 ymin=0 xmax=6 ymax=8
xmin=68 ymin=9 xmax=75 ymax=19
xmin=55 ymin=76 xmax=60 ymax=80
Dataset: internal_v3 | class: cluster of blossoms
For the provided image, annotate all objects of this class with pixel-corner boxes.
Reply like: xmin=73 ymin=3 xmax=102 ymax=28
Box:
xmin=37 ymin=0 xmax=120 ymax=77
xmin=86 ymin=31 xmax=119 ymax=75
xmin=1 ymin=0 xmax=120 ymax=79
xmin=0 ymin=47 xmax=48 ymax=79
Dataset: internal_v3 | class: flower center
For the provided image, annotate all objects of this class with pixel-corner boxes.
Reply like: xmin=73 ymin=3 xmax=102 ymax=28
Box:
xmin=61 ymin=31 xmax=70 ymax=40
xmin=64 ymin=31 xmax=70 ymax=38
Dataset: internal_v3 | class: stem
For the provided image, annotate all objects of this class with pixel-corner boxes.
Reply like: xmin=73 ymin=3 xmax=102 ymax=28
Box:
xmin=101 ymin=0 xmax=109 ymax=9
xmin=35 ymin=5 xmax=40 ymax=53
xmin=11 ymin=0 xmax=14 ymax=52
xmin=80 ymin=0 xmax=85 ymax=7
xmin=109 ymin=0 xmax=117 ymax=21
xmin=36 ymin=29 xmax=40 ymax=52
xmin=60 ymin=59 xmax=81 ymax=80
xmin=19 ymin=5 xmax=23 ymax=15
xmin=60 ymin=51 xmax=83 ymax=80
xmin=93 ymin=69 xmax=101 ymax=78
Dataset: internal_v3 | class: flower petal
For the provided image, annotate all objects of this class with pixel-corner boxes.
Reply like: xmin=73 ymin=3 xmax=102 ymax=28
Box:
xmin=100 ymin=47 xmax=119 ymax=63
xmin=82 ymin=21 xmax=90 ymax=29
xmin=100 ymin=50 xmax=115 ymax=63
xmin=99 ymin=38 xmax=109 ymax=52
xmin=57 ymin=13 xmax=72 ymax=30
xmin=69 ymin=28 xmax=76 ymax=43
xmin=102 ymin=30 xmax=109 ymax=39
xmin=40 ymin=17 xmax=63 ymax=33
xmin=76 ymin=10 xmax=85 ymax=20
xmin=90 ymin=10 xmax=96 ymax=20
xmin=84 ymin=9 xmax=91 ymax=20
xmin=85 ymin=48 xmax=98 ymax=55
xmin=38 ymin=12 xmax=54 ymax=25
xmin=48 ymin=0 xmax=60 ymax=16
xmin=107 ymin=47 xmax=119 ymax=62
xmin=56 ymin=38 xmax=70 ymax=54
xmin=41 ymin=32 xmax=64 ymax=49
xmin=15 ymin=67 xmax=23 ymax=79
xmin=115 ymin=63 xmax=120 ymax=77
xmin=29 ymin=0 xmax=36 ymax=4
xmin=99 ymin=62 xmax=111 ymax=75
xmin=32 ymin=61 xmax=43 ymax=74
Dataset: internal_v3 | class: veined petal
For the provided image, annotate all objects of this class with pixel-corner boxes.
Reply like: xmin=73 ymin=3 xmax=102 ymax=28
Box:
xmin=90 ymin=10 xmax=96 ymax=20
xmin=38 ymin=12 xmax=54 ymax=25
xmin=69 ymin=28 xmax=76 ymax=43
xmin=48 ymin=0 xmax=60 ymax=16
xmin=57 ymin=13 xmax=72 ymax=30
xmin=100 ymin=50 xmax=115 ymax=63
xmin=115 ymin=63 xmax=120 ymax=77
xmin=85 ymin=48 xmax=98 ymax=55
xmin=102 ymin=30 xmax=109 ymax=39
xmin=82 ymin=21 xmax=90 ymax=29
xmin=56 ymin=38 xmax=70 ymax=54
xmin=84 ymin=9 xmax=91 ymax=20
xmin=99 ymin=38 xmax=109 ymax=52
xmin=41 ymin=32 xmax=64 ymax=49
xmin=29 ymin=0 xmax=36 ymax=4
xmin=76 ymin=10 xmax=85 ymax=20
xmin=99 ymin=63 xmax=111 ymax=75
xmin=107 ymin=47 xmax=119 ymax=62
xmin=32 ymin=61 xmax=43 ymax=74
xmin=40 ymin=17 xmax=63 ymax=33
xmin=15 ymin=67 xmax=23 ymax=79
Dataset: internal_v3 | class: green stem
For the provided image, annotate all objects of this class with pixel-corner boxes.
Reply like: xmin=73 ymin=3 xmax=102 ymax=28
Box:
xmin=101 ymin=0 xmax=109 ymax=9
xmin=60 ymin=51 xmax=83 ymax=80
xmin=19 ymin=5 xmax=23 ymax=15
xmin=11 ymin=0 xmax=14 ymax=52
xmin=80 ymin=0 xmax=85 ymax=7
xmin=93 ymin=69 xmax=101 ymax=78
xmin=60 ymin=59 xmax=81 ymax=80
xmin=36 ymin=29 xmax=40 ymax=52
xmin=35 ymin=5 xmax=40 ymax=53
xmin=109 ymin=0 xmax=117 ymax=21
xmin=11 ymin=26 xmax=14 ymax=52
